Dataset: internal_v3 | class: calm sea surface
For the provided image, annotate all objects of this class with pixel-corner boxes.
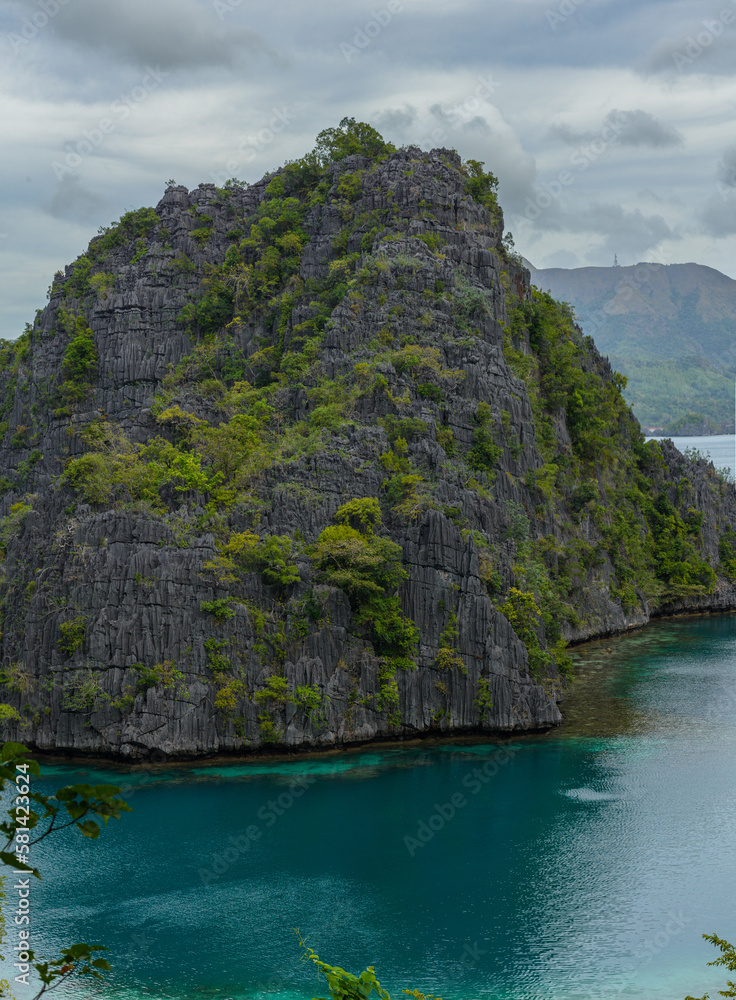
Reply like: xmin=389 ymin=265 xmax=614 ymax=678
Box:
xmin=3 ymin=615 xmax=736 ymax=1000
xmin=647 ymin=433 xmax=736 ymax=479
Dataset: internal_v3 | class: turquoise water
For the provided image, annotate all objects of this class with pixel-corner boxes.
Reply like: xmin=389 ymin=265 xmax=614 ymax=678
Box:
xmin=3 ymin=615 xmax=736 ymax=1000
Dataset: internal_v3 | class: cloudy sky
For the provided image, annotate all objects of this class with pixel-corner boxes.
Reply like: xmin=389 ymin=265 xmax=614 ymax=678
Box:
xmin=2 ymin=0 xmax=736 ymax=340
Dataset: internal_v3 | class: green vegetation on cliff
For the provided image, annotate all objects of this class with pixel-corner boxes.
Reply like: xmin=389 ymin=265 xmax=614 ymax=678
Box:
xmin=0 ymin=117 xmax=733 ymax=753
xmin=527 ymin=260 xmax=736 ymax=433
xmin=503 ymin=289 xmax=722 ymax=611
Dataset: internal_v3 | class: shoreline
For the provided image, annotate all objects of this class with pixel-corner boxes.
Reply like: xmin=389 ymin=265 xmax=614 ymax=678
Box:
xmin=29 ymin=726 xmax=550 ymax=773
xmin=566 ymin=602 xmax=736 ymax=648
xmin=26 ymin=605 xmax=736 ymax=772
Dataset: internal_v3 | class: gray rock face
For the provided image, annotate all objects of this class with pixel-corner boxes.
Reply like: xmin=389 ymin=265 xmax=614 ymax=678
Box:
xmin=0 ymin=146 xmax=733 ymax=760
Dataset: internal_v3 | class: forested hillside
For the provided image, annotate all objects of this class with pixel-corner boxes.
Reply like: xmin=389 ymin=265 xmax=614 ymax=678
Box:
xmin=527 ymin=259 xmax=736 ymax=433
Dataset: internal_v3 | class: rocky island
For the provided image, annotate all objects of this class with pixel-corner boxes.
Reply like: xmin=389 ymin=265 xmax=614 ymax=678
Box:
xmin=0 ymin=119 xmax=734 ymax=759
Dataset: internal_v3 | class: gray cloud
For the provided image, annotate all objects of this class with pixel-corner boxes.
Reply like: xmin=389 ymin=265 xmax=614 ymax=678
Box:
xmin=613 ymin=109 xmax=685 ymax=148
xmin=645 ymin=16 xmax=736 ymax=75
xmin=718 ymin=144 xmax=736 ymax=189
xmin=571 ymin=201 xmax=673 ymax=242
xmin=696 ymin=146 xmax=736 ymax=235
xmin=15 ymin=0 xmax=278 ymax=71
xmin=46 ymin=175 xmax=108 ymax=223
xmin=428 ymin=104 xmax=492 ymax=137
xmin=549 ymin=109 xmax=684 ymax=149
xmin=511 ymin=197 xmax=675 ymax=263
xmin=583 ymin=203 xmax=676 ymax=262
xmin=374 ymin=106 xmax=419 ymax=135
xmin=700 ymin=193 xmax=736 ymax=237
xmin=547 ymin=122 xmax=590 ymax=145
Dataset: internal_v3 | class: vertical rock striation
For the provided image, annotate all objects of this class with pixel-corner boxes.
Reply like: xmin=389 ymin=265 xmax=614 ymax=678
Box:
xmin=0 ymin=132 xmax=733 ymax=759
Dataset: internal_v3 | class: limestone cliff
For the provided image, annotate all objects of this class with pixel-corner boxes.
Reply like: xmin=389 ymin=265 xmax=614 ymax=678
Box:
xmin=0 ymin=123 xmax=733 ymax=759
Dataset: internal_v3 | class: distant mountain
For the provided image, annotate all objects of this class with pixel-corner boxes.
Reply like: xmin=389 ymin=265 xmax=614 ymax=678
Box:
xmin=525 ymin=260 xmax=736 ymax=433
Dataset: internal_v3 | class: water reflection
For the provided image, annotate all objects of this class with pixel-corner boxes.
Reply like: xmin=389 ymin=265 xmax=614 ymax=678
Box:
xmin=559 ymin=614 xmax=736 ymax=739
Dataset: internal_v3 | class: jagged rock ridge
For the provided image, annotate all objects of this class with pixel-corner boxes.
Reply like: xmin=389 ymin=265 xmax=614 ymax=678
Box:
xmin=0 ymin=126 xmax=733 ymax=759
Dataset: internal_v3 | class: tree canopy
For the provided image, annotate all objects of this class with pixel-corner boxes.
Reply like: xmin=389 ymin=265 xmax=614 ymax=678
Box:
xmin=314 ymin=117 xmax=396 ymax=166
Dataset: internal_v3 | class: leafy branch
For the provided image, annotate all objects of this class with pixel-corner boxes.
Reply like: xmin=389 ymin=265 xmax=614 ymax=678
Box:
xmin=686 ymin=934 xmax=736 ymax=1000
xmin=0 ymin=741 xmax=130 ymax=999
